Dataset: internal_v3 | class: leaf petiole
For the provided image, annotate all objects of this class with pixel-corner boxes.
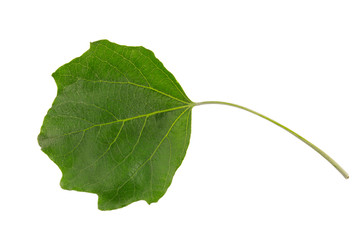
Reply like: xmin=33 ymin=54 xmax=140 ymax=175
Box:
xmin=195 ymin=101 xmax=349 ymax=179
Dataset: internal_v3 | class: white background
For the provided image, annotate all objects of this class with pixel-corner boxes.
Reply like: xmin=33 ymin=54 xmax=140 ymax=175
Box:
xmin=1 ymin=0 xmax=359 ymax=239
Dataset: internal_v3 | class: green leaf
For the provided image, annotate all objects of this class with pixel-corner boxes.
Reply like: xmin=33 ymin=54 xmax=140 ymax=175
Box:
xmin=39 ymin=39 xmax=349 ymax=211
xmin=38 ymin=40 xmax=194 ymax=210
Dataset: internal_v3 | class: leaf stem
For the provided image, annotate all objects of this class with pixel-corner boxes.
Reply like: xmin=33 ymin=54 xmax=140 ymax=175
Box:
xmin=195 ymin=101 xmax=349 ymax=179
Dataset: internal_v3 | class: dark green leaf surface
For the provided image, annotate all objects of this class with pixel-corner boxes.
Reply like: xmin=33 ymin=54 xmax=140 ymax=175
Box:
xmin=38 ymin=40 xmax=193 ymax=210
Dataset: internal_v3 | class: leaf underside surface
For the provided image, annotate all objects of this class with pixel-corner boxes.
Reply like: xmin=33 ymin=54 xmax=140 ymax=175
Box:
xmin=38 ymin=40 xmax=193 ymax=210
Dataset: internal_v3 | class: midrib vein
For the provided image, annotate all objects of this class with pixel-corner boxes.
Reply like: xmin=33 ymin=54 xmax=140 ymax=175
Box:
xmin=46 ymin=104 xmax=192 ymax=139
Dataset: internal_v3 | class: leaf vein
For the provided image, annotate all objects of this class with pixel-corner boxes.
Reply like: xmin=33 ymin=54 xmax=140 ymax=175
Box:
xmin=73 ymin=122 xmax=126 ymax=181
xmin=51 ymin=114 xmax=95 ymax=125
xmin=96 ymin=42 xmax=151 ymax=87
xmin=93 ymin=55 xmax=130 ymax=83
xmin=58 ymin=131 xmax=85 ymax=161
xmin=44 ymin=105 xmax=191 ymax=140
xmin=107 ymin=107 xmax=191 ymax=203
xmin=79 ymin=78 xmax=189 ymax=104
xmin=137 ymin=50 xmax=191 ymax=102
xmin=162 ymin=137 xmax=172 ymax=190
xmin=82 ymin=117 xmax=148 ymax=188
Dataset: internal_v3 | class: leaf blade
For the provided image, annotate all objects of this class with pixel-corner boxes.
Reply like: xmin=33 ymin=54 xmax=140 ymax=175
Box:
xmin=39 ymin=40 xmax=193 ymax=210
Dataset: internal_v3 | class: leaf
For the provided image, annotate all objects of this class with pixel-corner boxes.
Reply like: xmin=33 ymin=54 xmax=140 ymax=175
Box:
xmin=39 ymin=39 xmax=349 ymax=211
xmin=38 ymin=40 xmax=194 ymax=210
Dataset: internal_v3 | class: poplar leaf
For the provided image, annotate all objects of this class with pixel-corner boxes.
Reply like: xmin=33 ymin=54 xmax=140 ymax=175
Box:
xmin=39 ymin=39 xmax=349 ymax=211
xmin=38 ymin=40 xmax=193 ymax=210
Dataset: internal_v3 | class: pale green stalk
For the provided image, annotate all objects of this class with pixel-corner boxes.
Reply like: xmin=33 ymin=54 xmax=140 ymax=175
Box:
xmin=195 ymin=101 xmax=349 ymax=179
